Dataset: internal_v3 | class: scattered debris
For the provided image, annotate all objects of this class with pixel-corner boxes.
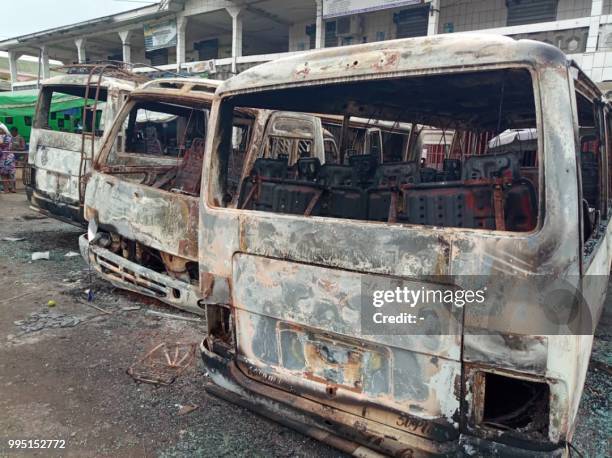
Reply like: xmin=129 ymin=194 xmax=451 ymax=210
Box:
xmin=127 ymin=342 xmax=197 ymax=385
xmin=31 ymin=251 xmax=50 ymax=261
xmin=2 ymin=237 xmax=25 ymax=242
xmin=20 ymin=214 xmax=47 ymax=221
xmin=64 ymin=251 xmax=80 ymax=258
xmin=83 ymin=301 xmax=112 ymax=315
xmin=121 ymin=306 xmax=141 ymax=312
xmin=13 ymin=310 xmax=82 ymax=334
xmin=177 ymin=404 xmax=199 ymax=416
xmin=145 ymin=310 xmax=202 ymax=323
xmin=47 ymin=300 xmax=57 ymax=307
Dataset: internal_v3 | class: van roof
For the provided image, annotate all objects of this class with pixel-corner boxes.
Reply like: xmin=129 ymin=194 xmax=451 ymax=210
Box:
xmin=217 ymin=33 xmax=570 ymax=97
xmin=41 ymin=64 xmax=148 ymax=90
xmin=135 ymin=77 xmax=220 ymax=98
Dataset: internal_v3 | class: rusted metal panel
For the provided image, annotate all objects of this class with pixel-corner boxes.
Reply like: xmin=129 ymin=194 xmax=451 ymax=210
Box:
xmin=232 ymin=254 xmax=462 ymax=427
xmin=85 ymin=172 xmax=199 ymax=260
xmin=29 ymin=130 xmax=102 ymax=204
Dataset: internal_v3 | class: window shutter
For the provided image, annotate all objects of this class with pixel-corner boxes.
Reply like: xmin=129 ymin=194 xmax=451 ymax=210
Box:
xmin=506 ymin=0 xmax=559 ymax=26
xmin=394 ymin=5 xmax=430 ymax=39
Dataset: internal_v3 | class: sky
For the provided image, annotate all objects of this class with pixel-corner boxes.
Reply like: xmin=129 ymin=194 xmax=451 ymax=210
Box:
xmin=0 ymin=0 xmax=158 ymax=40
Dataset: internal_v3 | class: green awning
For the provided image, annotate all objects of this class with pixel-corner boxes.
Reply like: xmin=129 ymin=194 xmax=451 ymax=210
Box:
xmin=0 ymin=89 xmax=90 ymax=117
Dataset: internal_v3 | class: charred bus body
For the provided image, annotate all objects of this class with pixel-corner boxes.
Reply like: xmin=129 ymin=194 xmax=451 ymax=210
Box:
xmin=24 ymin=65 xmax=145 ymax=226
xmin=198 ymin=35 xmax=611 ymax=456
xmin=79 ymin=78 xmax=341 ymax=314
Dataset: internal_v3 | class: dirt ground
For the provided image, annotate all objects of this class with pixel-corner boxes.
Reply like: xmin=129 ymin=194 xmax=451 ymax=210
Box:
xmin=0 ymin=191 xmax=610 ymax=457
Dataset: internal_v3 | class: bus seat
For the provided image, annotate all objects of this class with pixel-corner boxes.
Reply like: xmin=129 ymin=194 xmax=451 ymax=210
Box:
xmin=462 ymin=152 xmax=520 ymax=180
xmin=172 ymin=138 xmax=205 ymax=195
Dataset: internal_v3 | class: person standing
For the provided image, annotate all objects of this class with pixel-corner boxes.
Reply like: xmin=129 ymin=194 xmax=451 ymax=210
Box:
xmin=0 ymin=149 xmax=16 ymax=193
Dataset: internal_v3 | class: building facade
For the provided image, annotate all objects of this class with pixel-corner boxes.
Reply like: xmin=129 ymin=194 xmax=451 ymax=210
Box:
xmin=2 ymin=0 xmax=612 ymax=88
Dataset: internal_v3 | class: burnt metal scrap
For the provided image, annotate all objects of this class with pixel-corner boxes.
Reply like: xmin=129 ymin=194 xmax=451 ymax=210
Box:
xmin=13 ymin=310 xmax=81 ymax=334
xmin=127 ymin=342 xmax=197 ymax=385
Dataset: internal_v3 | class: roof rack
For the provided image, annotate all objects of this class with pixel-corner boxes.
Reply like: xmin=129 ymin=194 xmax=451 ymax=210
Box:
xmin=59 ymin=60 xmax=197 ymax=81
xmin=57 ymin=62 xmax=150 ymax=84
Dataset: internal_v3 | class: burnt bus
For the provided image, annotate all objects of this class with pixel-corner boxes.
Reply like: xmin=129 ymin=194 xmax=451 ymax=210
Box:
xmin=80 ymin=78 xmax=340 ymax=314
xmin=25 ymin=66 xmax=143 ymax=226
xmin=198 ymin=35 xmax=610 ymax=456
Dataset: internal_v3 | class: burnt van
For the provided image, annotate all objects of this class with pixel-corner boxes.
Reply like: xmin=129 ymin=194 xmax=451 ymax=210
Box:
xmin=24 ymin=65 xmax=144 ymax=226
xmin=79 ymin=78 xmax=340 ymax=314
xmin=198 ymin=34 xmax=611 ymax=456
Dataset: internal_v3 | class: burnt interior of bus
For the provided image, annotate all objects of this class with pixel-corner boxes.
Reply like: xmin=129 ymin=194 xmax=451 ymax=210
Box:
xmin=215 ymin=68 xmax=542 ymax=232
xmin=103 ymin=100 xmax=253 ymax=198
xmin=102 ymin=100 xmax=211 ymax=196
xmin=575 ymin=91 xmax=606 ymax=244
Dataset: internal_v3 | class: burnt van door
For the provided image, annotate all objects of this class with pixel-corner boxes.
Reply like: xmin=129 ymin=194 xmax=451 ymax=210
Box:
xmin=220 ymin=108 xmax=463 ymax=442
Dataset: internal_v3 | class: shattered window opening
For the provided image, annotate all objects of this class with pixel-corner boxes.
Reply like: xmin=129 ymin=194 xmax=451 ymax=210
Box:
xmin=121 ymin=102 xmax=208 ymax=157
xmin=101 ymin=98 xmax=254 ymax=198
xmin=212 ymin=68 xmax=540 ymax=233
xmin=575 ymin=90 xmax=608 ymax=247
xmin=36 ymin=85 xmax=108 ymax=136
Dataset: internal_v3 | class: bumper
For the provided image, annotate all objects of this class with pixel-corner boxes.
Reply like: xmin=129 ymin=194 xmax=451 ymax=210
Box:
xmin=201 ymin=341 xmax=567 ymax=458
xmin=27 ymin=187 xmax=86 ymax=228
xmin=79 ymin=234 xmax=204 ymax=315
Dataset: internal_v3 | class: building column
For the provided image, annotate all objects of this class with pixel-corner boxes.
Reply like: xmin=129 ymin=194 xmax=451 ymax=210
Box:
xmin=176 ymin=15 xmax=188 ymax=72
xmin=40 ymin=45 xmax=50 ymax=80
xmin=8 ymin=50 xmax=21 ymax=89
xmin=315 ymin=0 xmax=325 ymax=48
xmin=75 ymin=38 xmax=87 ymax=64
xmin=586 ymin=0 xmax=603 ymax=52
xmin=118 ymin=30 xmax=133 ymax=65
xmin=226 ymin=6 xmax=242 ymax=74
xmin=427 ymin=0 xmax=440 ymax=36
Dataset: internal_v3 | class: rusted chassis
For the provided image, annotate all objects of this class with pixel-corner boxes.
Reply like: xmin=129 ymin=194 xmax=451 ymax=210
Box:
xmin=201 ymin=340 xmax=565 ymax=457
